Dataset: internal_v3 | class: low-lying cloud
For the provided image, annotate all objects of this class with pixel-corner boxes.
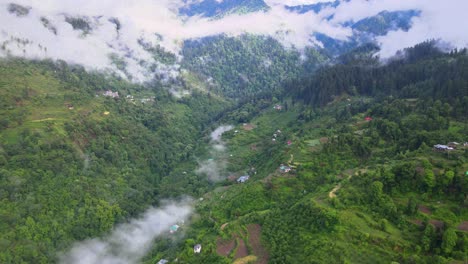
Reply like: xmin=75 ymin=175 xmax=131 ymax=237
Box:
xmin=196 ymin=125 xmax=233 ymax=181
xmin=59 ymin=200 xmax=192 ymax=264
xmin=1 ymin=0 xmax=467 ymax=80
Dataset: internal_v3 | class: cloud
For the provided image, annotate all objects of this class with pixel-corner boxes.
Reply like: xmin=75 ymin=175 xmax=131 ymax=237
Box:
xmin=1 ymin=0 xmax=467 ymax=79
xmin=58 ymin=200 xmax=192 ymax=264
xmin=210 ymin=125 xmax=234 ymax=142
xmin=0 ymin=0 xmax=350 ymax=81
xmin=376 ymin=0 xmax=468 ymax=57
xmin=196 ymin=125 xmax=233 ymax=181
xmin=322 ymin=0 xmax=468 ymax=57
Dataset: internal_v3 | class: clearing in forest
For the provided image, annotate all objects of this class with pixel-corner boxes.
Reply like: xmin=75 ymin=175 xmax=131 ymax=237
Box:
xmin=247 ymin=224 xmax=269 ymax=264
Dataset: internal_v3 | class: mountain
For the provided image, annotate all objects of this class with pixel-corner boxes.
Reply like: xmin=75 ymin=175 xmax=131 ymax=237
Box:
xmin=351 ymin=10 xmax=420 ymax=36
xmin=1 ymin=1 xmax=467 ymax=263
xmin=179 ymin=0 xmax=269 ymax=18
xmin=285 ymin=0 xmax=341 ymax=14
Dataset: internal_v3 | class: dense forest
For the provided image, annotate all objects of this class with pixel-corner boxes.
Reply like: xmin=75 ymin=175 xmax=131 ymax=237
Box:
xmin=182 ymin=34 xmax=313 ymax=99
xmin=0 ymin=58 xmax=232 ymax=263
xmin=166 ymin=42 xmax=467 ymax=264
xmin=293 ymin=41 xmax=468 ymax=111
xmin=0 ymin=41 xmax=467 ymax=264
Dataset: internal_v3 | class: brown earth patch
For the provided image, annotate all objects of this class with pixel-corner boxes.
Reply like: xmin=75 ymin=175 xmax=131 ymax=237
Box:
xmin=319 ymin=137 xmax=329 ymax=144
xmin=457 ymin=221 xmax=468 ymax=232
xmin=228 ymin=175 xmax=238 ymax=182
xmin=243 ymin=123 xmax=255 ymax=131
xmin=418 ymin=205 xmax=432 ymax=215
xmin=235 ymin=238 xmax=248 ymax=259
xmin=410 ymin=219 xmax=424 ymax=227
xmin=217 ymin=237 xmax=236 ymax=257
xmin=247 ymin=224 xmax=269 ymax=264
xmin=429 ymin=220 xmax=444 ymax=229
xmin=250 ymin=144 xmax=257 ymax=151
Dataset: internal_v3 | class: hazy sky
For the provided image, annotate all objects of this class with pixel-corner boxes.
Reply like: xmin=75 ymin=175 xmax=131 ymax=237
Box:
xmin=1 ymin=0 xmax=467 ymax=79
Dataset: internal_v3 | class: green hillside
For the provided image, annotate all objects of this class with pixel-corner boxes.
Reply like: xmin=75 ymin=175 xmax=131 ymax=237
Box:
xmin=157 ymin=44 xmax=467 ymax=263
xmin=0 ymin=42 xmax=467 ymax=264
xmin=0 ymin=58 xmax=231 ymax=263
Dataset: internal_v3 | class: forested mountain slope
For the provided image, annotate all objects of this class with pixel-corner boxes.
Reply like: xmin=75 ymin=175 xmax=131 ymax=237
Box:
xmin=0 ymin=58 xmax=231 ymax=263
xmin=167 ymin=43 xmax=467 ymax=264
xmin=0 ymin=41 xmax=467 ymax=264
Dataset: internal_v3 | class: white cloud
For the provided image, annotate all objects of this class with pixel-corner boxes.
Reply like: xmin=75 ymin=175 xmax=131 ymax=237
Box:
xmin=196 ymin=125 xmax=233 ymax=181
xmin=59 ymin=200 xmax=192 ymax=264
xmin=1 ymin=0 xmax=467 ymax=79
xmin=358 ymin=0 xmax=468 ymax=57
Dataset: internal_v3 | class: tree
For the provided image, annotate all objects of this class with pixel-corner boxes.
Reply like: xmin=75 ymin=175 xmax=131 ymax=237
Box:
xmin=441 ymin=228 xmax=457 ymax=255
xmin=421 ymin=223 xmax=435 ymax=252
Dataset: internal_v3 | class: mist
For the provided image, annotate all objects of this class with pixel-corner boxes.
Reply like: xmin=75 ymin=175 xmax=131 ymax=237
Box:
xmin=58 ymin=200 xmax=192 ymax=264
xmin=1 ymin=0 xmax=467 ymax=80
xmin=196 ymin=125 xmax=233 ymax=181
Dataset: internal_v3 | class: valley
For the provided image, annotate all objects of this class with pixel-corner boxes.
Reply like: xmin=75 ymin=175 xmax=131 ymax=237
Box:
xmin=0 ymin=1 xmax=467 ymax=264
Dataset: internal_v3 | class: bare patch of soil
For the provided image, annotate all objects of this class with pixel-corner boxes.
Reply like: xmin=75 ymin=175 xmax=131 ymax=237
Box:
xmin=243 ymin=123 xmax=255 ymax=131
xmin=235 ymin=238 xmax=248 ymax=259
xmin=247 ymin=224 xmax=269 ymax=264
xmin=457 ymin=221 xmax=468 ymax=232
xmin=410 ymin=219 xmax=423 ymax=227
xmin=429 ymin=220 xmax=444 ymax=229
xmin=217 ymin=237 xmax=236 ymax=257
xmin=319 ymin=137 xmax=329 ymax=144
xmin=418 ymin=205 xmax=432 ymax=215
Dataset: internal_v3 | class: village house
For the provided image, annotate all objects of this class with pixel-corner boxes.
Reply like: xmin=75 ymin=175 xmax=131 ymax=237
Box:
xmin=103 ymin=90 xmax=119 ymax=98
xmin=237 ymin=175 xmax=250 ymax=183
xmin=433 ymin=144 xmax=454 ymax=151
xmin=447 ymin=142 xmax=460 ymax=149
xmin=169 ymin=224 xmax=180 ymax=234
xmin=140 ymin=97 xmax=155 ymax=104
xmin=274 ymin=104 xmax=283 ymax=110
xmin=157 ymin=259 xmax=168 ymax=264
xmin=194 ymin=244 xmax=202 ymax=254
xmin=279 ymin=164 xmax=291 ymax=173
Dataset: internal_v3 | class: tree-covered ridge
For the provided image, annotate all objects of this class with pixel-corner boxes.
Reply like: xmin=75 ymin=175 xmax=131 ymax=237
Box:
xmin=182 ymin=34 xmax=310 ymax=99
xmin=293 ymin=41 xmax=468 ymax=112
xmin=285 ymin=1 xmax=340 ymax=14
xmin=0 ymin=58 xmax=231 ymax=263
xmin=310 ymin=10 xmax=419 ymax=57
xmin=179 ymin=0 xmax=268 ymax=18
xmin=351 ymin=10 xmax=420 ymax=36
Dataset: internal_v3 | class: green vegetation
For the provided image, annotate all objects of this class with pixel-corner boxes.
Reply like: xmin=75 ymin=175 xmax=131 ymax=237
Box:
xmin=182 ymin=34 xmax=310 ymax=99
xmin=0 ymin=41 xmax=467 ymax=263
xmin=0 ymin=58 xmax=231 ymax=263
xmin=167 ymin=43 xmax=467 ymax=263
